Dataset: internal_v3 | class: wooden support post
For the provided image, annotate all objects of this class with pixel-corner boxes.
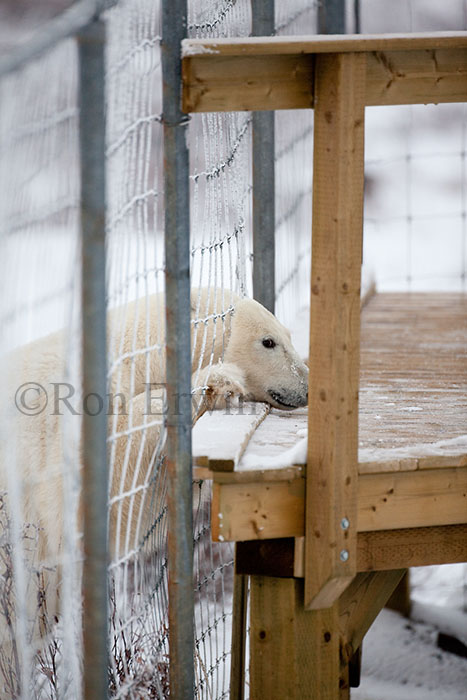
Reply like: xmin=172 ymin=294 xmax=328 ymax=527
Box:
xmin=249 ymin=571 xmax=405 ymax=699
xmin=338 ymin=569 xmax=406 ymax=662
xmin=306 ymin=52 xmax=366 ymax=609
xmin=386 ymin=570 xmax=412 ymax=617
xmin=230 ymin=563 xmax=248 ymax=700
xmin=348 ymin=646 xmax=362 ymax=688
xmin=249 ymin=576 xmax=345 ymax=700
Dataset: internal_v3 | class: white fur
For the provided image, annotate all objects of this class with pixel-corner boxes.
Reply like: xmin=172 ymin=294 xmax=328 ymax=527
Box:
xmin=2 ymin=288 xmax=308 ymax=644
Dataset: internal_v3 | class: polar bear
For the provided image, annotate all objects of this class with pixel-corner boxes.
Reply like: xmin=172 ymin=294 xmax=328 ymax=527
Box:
xmin=1 ymin=288 xmax=308 ymax=646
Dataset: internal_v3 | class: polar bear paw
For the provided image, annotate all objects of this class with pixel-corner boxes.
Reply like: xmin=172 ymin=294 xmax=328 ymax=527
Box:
xmin=194 ymin=362 xmax=247 ymax=413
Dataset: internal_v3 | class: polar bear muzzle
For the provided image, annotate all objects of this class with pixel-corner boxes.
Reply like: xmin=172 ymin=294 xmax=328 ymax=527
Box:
xmin=268 ymin=388 xmax=308 ymax=410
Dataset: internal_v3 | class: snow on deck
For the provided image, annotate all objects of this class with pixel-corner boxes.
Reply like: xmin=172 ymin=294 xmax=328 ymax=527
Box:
xmin=194 ymin=293 xmax=467 ymax=476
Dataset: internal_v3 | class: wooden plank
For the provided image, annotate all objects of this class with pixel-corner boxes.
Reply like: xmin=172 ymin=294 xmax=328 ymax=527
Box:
xmin=338 ymin=570 xmax=406 ymax=664
xmin=193 ymin=465 xmax=304 ymax=484
xmin=357 ymin=524 xmax=467 ymax=571
xmin=358 ymin=293 xmax=467 ymax=475
xmin=183 ymin=49 xmax=467 ymax=112
xmin=386 ymin=571 xmax=411 ymax=617
xmin=249 ymin=577 xmax=343 ymax=700
xmin=348 ymin=647 xmax=362 ymax=689
xmin=306 ymin=52 xmax=365 ymax=610
xmin=211 ymin=469 xmax=467 ymax=543
xmin=211 ymin=476 xmax=305 ymax=542
xmin=194 ymin=293 xmax=466 ymax=480
xmin=230 ymin=566 xmax=248 ymax=700
xmin=192 ymin=402 xmax=269 ymax=471
xmin=182 ymin=36 xmax=467 ymax=112
xmin=182 ymin=54 xmax=314 ymax=113
xmin=358 ymin=467 xmax=467 ymax=531
xmin=366 ymin=49 xmax=467 ymax=105
xmin=237 ymin=525 xmax=467 ymax=577
xmin=182 ymin=31 xmax=467 ymax=58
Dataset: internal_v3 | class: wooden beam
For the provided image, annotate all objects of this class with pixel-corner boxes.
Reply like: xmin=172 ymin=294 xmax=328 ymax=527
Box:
xmin=306 ymin=52 xmax=365 ymax=610
xmin=248 ymin=572 xmax=405 ymax=698
xmin=237 ymin=525 xmax=467 ymax=577
xmin=212 ymin=469 xmax=467 ymax=544
xmin=386 ymin=571 xmax=411 ymax=617
xmin=249 ymin=577 xmax=344 ymax=700
xmin=236 ymin=538 xmax=296 ymax=578
xmin=230 ymin=566 xmax=248 ymax=700
xmin=338 ymin=570 xmax=406 ymax=663
xmin=366 ymin=48 xmax=467 ymax=106
xmin=182 ymin=54 xmax=314 ymax=113
xmin=356 ymin=523 xmax=467 ymax=570
xmin=348 ymin=647 xmax=362 ymax=688
xmin=182 ymin=38 xmax=467 ymax=113
xmin=182 ymin=31 xmax=467 ymax=57
xmin=211 ymin=477 xmax=305 ymax=542
xmin=358 ymin=467 xmax=467 ymax=531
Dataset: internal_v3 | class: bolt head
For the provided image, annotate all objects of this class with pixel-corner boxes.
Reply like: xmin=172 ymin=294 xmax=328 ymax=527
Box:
xmin=340 ymin=549 xmax=349 ymax=562
xmin=340 ymin=517 xmax=350 ymax=530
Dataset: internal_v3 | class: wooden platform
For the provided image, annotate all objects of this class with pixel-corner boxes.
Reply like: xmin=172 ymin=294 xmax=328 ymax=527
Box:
xmin=182 ymin=31 xmax=467 ymax=113
xmin=193 ymin=292 xmax=467 ymax=549
xmin=359 ymin=292 xmax=467 ymax=472
xmin=184 ymin=30 xmax=467 ymax=697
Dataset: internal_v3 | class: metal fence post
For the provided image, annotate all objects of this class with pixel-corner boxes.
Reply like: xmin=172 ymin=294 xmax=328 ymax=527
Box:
xmin=354 ymin=0 xmax=361 ymax=33
xmin=78 ymin=17 xmax=109 ymax=700
xmin=318 ymin=0 xmax=346 ymax=34
xmin=252 ymin=1 xmax=275 ymax=313
xmin=161 ymin=1 xmax=195 ymax=698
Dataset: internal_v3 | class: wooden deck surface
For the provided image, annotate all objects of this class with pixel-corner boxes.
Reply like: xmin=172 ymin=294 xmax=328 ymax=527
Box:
xmin=182 ymin=31 xmax=467 ymax=57
xmin=359 ymin=293 xmax=467 ymax=472
xmin=194 ymin=292 xmax=467 ymax=478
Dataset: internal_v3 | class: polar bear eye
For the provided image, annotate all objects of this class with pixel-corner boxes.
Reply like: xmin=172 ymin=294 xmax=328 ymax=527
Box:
xmin=262 ymin=338 xmax=276 ymax=349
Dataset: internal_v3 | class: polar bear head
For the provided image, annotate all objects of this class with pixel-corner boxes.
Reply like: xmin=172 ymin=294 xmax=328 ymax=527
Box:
xmin=225 ymin=298 xmax=308 ymax=410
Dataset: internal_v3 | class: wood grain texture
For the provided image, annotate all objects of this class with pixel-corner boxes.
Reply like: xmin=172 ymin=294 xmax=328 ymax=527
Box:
xmin=198 ymin=293 xmax=466 ymax=479
xmin=211 ymin=477 xmax=305 ymax=542
xmin=366 ymin=49 xmax=467 ymax=105
xmin=182 ymin=54 xmax=314 ymax=112
xmin=359 ymin=293 xmax=467 ymax=473
xmin=338 ymin=570 xmax=406 ymax=662
xmin=357 ymin=524 xmax=467 ymax=570
xmin=182 ymin=31 xmax=467 ymax=57
xmin=182 ymin=37 xmax=467 ymax=112
xmin=249 ymin=577 xmax=343 ymax=700
xmin=230 ymin=566 xmax=248 ymax=700
xmin=358 ymin=467 xmax=467 ymax=531
xmin=237 ymin=525 xmax=467 ymax=577
xmin=306 ymin=52 xmax=365 ymax=610
xmin=386 ymin=571 xmax=411 ymax=617
xmin=210 ymin=468 xmax=467 ymax=542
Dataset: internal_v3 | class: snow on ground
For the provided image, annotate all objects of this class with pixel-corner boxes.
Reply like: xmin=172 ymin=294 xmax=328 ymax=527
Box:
xmin=353 ymin=531 xmax=467 ymax=698
xmin=354 ymin=604 xmax=467 ymax=700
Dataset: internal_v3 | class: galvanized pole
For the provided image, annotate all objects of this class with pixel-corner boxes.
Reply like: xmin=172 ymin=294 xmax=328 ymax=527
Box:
xmin=78 ymin=17 xmax=109 ymax=700
xmin=161 ymin=1 xmax=195 ymax=698
xmin=354 ymin=0 xmax=361 ymax=34
xmin=252 ymin=1 xmax=275 ymax=313
xmin=318 ymin=0 xmax=346 ymax=34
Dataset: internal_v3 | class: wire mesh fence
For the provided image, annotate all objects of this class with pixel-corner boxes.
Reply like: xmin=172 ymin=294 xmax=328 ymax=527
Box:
xmin=0 ymin=34 xmax=83 ymax=698
xmin=0 ymin=0 xmax=466 ymax=698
